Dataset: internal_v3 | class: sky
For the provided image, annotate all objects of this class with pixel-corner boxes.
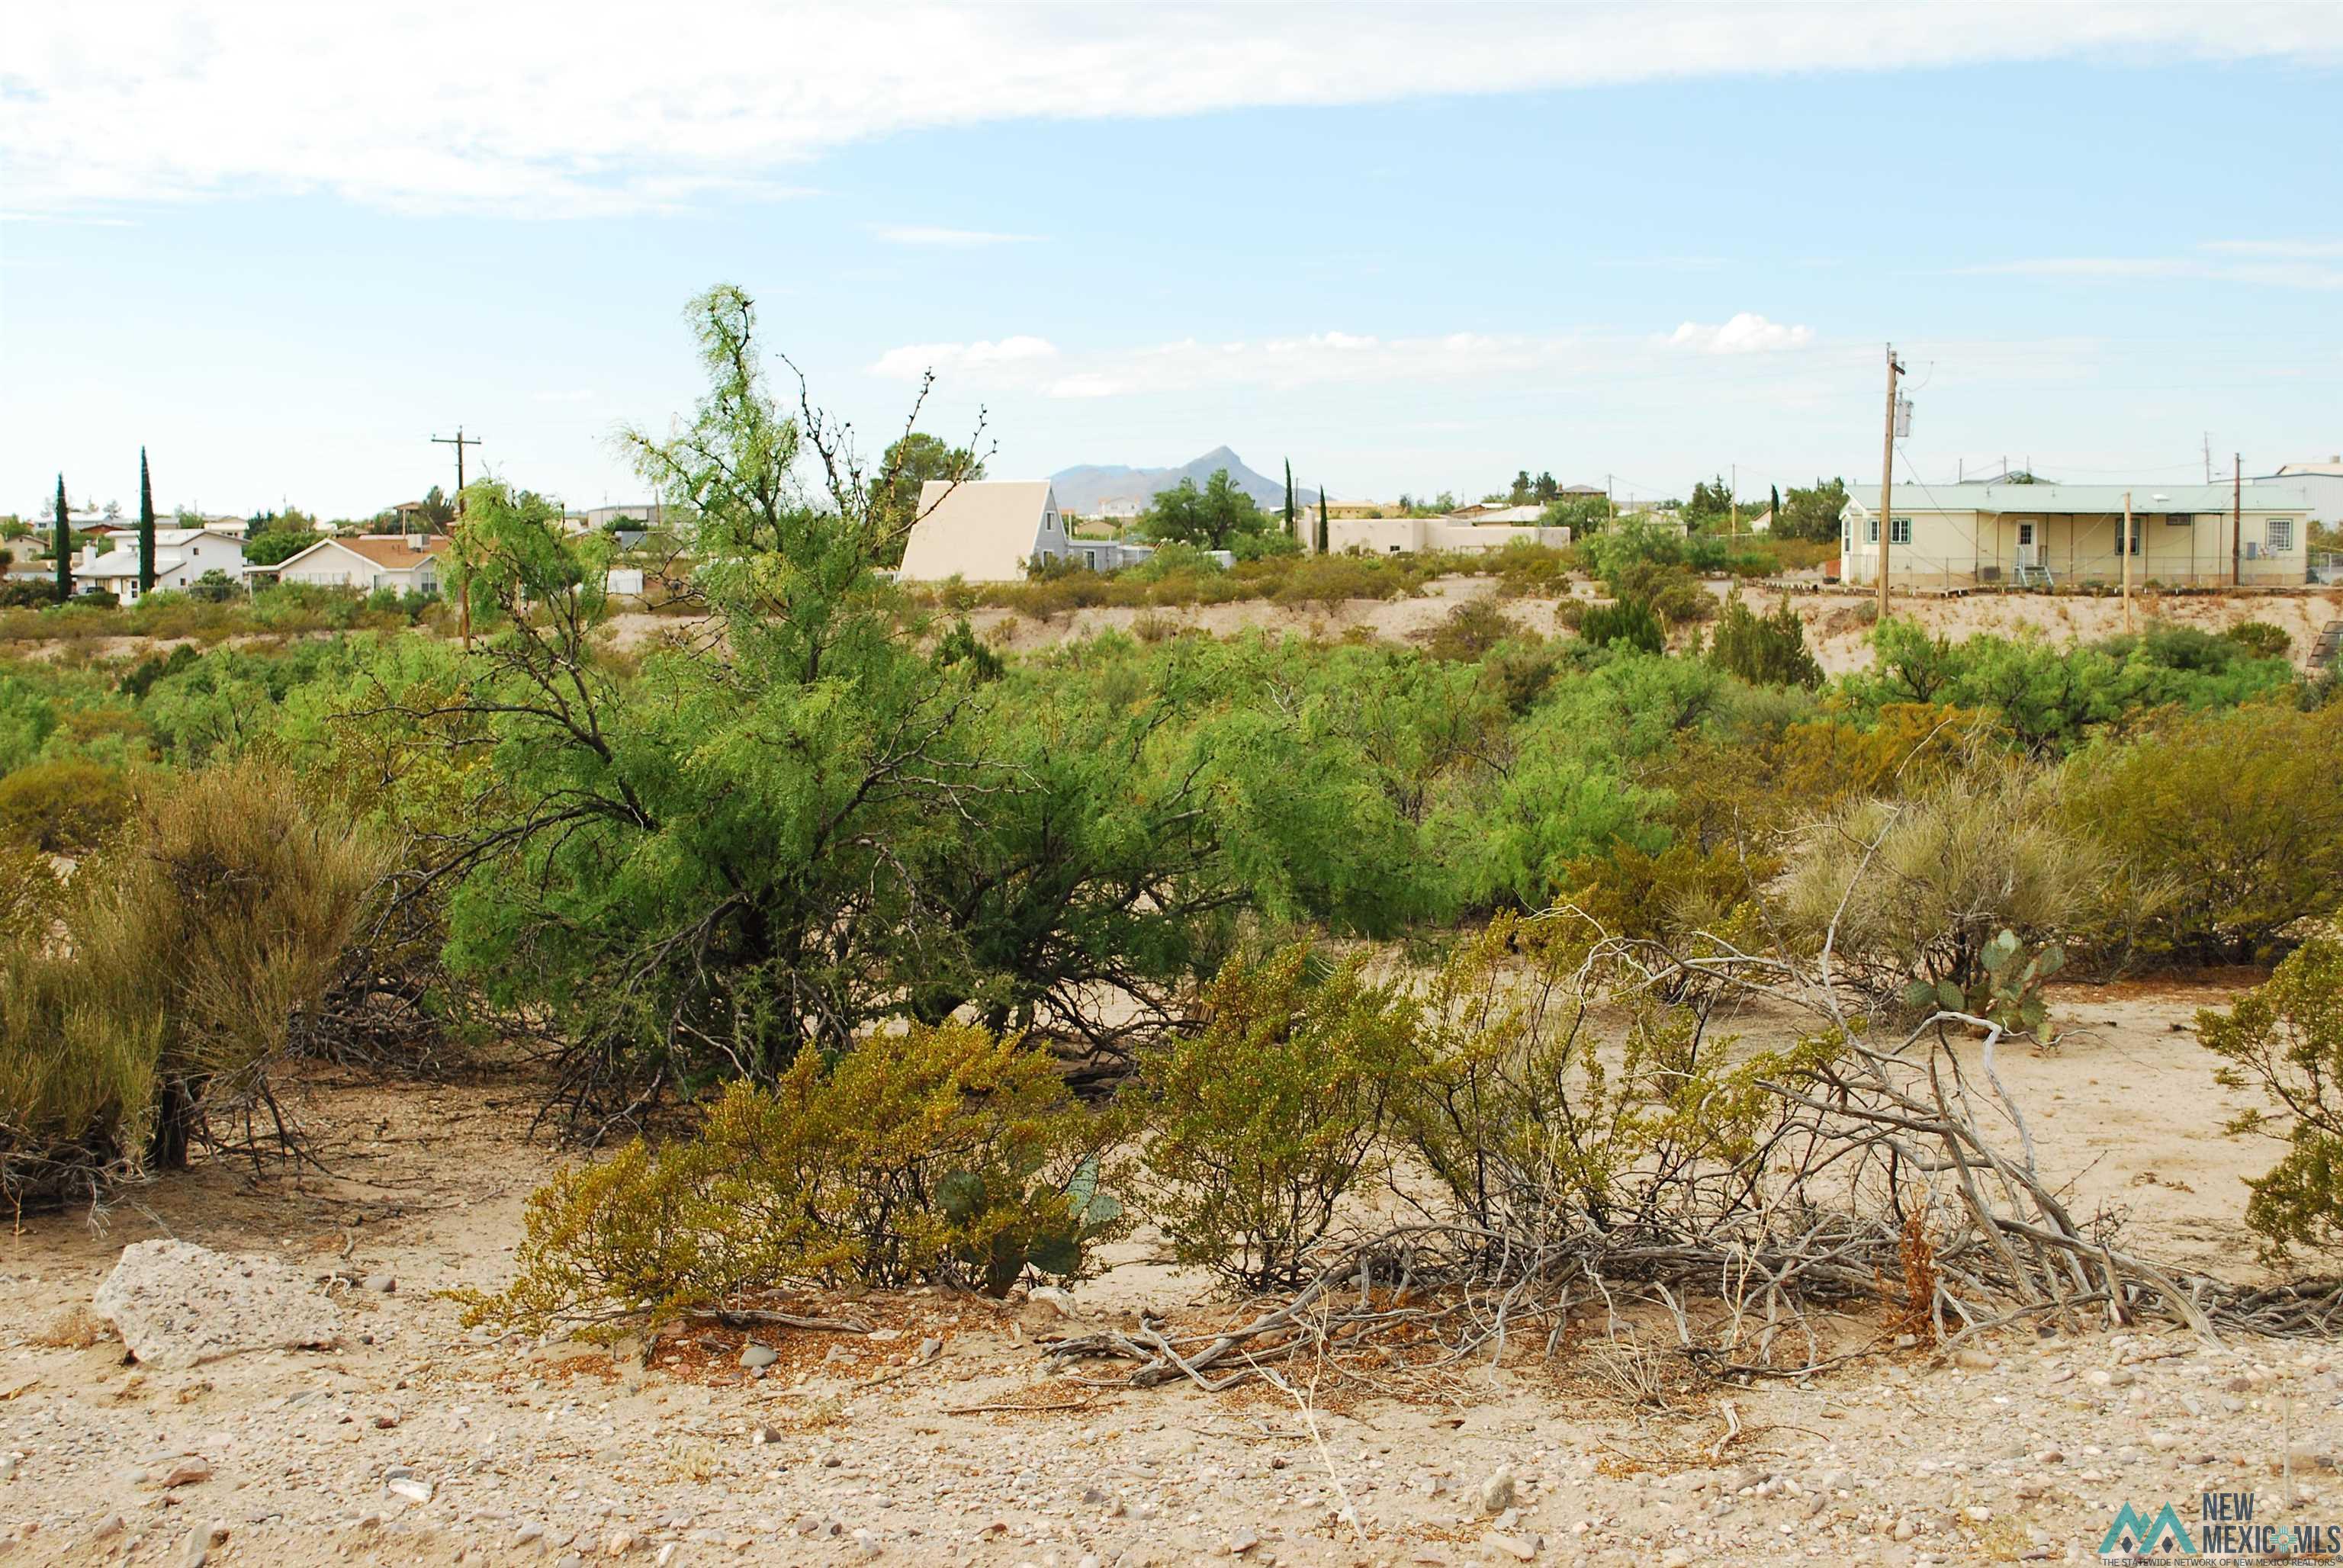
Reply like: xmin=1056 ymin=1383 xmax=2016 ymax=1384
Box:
xmin=4 ymin=2 xmax=2340 ymax=520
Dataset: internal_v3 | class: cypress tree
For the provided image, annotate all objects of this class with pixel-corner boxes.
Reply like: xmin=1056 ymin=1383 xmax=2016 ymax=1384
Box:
xmin=138 ymin=447 xmax=157 ymax=596
xmin=1283 ymin=458 xmax=1297 ymax=545
xmin=1315 ymin=486 xmax=1329 ymax=554
xmin=52 ymin=474 xmax=71 ymax=602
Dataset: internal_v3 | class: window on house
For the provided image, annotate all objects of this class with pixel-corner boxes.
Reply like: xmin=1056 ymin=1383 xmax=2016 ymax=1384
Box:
xmin=1866 ymin=517 xmax=1879 ymax=544
xmin=2165 ymin=512 xmax=2193 ymax=525
xmin=2267 ymin=518 xmax=2295 ymax=552
xmin=1888 ymin=516 xmax=1912 ymax=546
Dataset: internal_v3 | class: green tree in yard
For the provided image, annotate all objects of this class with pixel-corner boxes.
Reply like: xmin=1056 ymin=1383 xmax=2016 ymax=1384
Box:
xmin=1283 ymin=458 xmax=1297 ymax=545
xmin=418 ymin=486 xmax=456 ymax=528
xmin=1684 ymin=474 xmax=1735 ymax=532
xmin=1315 ymin=487 xmax=1329 ymax=554
xmin=51 ymin=476 xmax=69 ymax=602
xmin=1777 ymin=477 xmax=1851 ymax=542
xmin=137 ymin=448 xmax=156 ymax=596
xmin=1769 ymin=484 xmax=1781 ymax=526
xmin=1143 ymin=468 xmax=1275 ymax=554
xmin=1541 ymin=493 xmax=1610 ymax=532
xmin=243 ymin=530 xmax=312 ymax=568
xmin=872 ymin=429 xmax=986 ymax=565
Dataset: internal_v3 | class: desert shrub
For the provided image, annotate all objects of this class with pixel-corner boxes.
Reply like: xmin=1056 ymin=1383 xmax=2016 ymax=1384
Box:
xmin=1420 ymin=597 xmax=1527 ymax=663
xmin=2197 ymin=929 xmax=2343 ymax=1256
xmin=1489 ymin=542 xmax=1576 ymax=597
xmin=1853 ymin=617 xmax=2296 ymax=756
xmin=1609 ymin=561 xmax=1716 ymax=625
xmin=0 ymin=676 xmax=59 ymax=773
xmin=1773 ymin=702 xmax=1990 ymax=808
xmin=1560 ymin=838 xmax=1776 ymax=948
xmin=1576 ymin=596 xmax=1664 ymax=654
xmin=2061 ymin=702 xmax=2343 ymax=962
xmin=1131 ymin=945 xmax=1415 ymax=1289
xmin=0 ymin=759 xmax=394 ymax=1203
xmin=1708 ymin=591 xmax=1822 ymax=689
xmin=2223 ymin=620 xmax=2293 ymax=660
xmin=1779 ymin=769 xmax=2107 ymax=1004
xmin=0 ymin=759 xmax=133 ymax=853
xmin=458 ymin=1023 xmax=1119 ymax=1332
xmin=117 ymin=643 xmax=201 ymax=701
xmin=931 ymin=617 xmax=1004 ymax=681
xmin=1396 ymin=915 xmax=1818 ymax=1239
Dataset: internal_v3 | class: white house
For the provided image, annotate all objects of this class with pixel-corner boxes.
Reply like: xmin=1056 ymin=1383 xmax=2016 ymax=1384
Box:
xmin=1327 ymin=515 xmax=1573 ymax=556
xmin=895 ymin=482 xmax=1069 ymax=583
xmin=1840 ymin=482 xmax=2309 ymax=590
xmin=259 ymin=535 xmax=448 ymax=594
xmin=73 ymin=529 xmax=247 ymax=605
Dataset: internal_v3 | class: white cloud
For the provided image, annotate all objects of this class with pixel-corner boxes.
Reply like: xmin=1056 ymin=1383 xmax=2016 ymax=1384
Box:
xmin=868 ymin=336 xmax=1059 ymax=380
xmin=5 ymin=4 xmax=2335 ymax=217
xmin=872 ymin=224 xmax=1042 ymax=247
xmin=1666 ymin=313 xmax=1816 ymax=354
xmin=869 ymin=327 xmax=1616 ymax=400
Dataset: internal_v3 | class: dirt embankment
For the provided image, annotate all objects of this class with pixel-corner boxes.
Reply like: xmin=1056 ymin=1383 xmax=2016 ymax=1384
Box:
xmin=918 ymin=580 xmax=2342 ymax=677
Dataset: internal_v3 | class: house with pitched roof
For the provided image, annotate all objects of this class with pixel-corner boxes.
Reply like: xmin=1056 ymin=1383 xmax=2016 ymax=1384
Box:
xmin=73 ymin=529 xmax=248 ymax=605
xmin=1839 ymin=482 xmax=2311 ymax=590
xmin=254 ymin=535 xmax=448 ymax=594
xmin=895 ymin=482 xmax=1069 ymax=583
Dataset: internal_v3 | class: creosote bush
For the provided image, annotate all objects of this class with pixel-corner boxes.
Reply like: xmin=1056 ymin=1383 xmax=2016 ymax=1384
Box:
xmin=458 ymin=1022 xmax=1122 ymax=1333
xmin=2197 ymin=927 xmax=2343 ymax=1256
xmin=1130 ymin=944 xmax=1414 ymax=1290
xmin=2062 ymin=701 xmax=2343 ymax=962
xmin=0 ymin=758 xmax=133 ymax=853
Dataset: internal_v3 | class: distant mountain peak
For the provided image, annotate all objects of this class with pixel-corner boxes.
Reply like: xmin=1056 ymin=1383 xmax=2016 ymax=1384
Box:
xmin=1046 ymin=446 xmax=1316 ymax=513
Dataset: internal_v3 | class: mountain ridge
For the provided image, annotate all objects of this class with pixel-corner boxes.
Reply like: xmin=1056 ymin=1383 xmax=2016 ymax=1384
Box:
xmin=1046 ymin=446 xmax=1320 ymax=514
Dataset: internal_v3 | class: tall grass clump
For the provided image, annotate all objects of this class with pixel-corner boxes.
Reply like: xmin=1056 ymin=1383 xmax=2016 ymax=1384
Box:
xmin=0 ymin=759 xmax=393 ymax=1205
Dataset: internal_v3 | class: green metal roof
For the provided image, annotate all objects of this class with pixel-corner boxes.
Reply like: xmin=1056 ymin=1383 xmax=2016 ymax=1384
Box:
xmin=1843 ymin=482 xmax=2309 ymax=516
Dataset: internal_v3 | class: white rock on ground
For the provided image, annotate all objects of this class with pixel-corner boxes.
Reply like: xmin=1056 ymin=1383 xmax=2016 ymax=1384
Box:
xmin=92 ymin=1239 xmax=342 ymax=1370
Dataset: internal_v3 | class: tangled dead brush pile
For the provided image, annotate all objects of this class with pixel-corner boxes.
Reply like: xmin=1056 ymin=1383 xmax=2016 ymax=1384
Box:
xmin=1044 ymin=911 xmax=2343 ymax=1402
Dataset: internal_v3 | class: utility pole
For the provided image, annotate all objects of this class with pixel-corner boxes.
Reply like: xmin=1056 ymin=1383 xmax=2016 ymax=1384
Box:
xmin=431 ymin=426 xmax=482 ymax=651
xmin=2202 ymin=433 xmax=2212 ymax=485
xmin=2122 ymin=490 xmax=2134 ymax=630
xmin=1875 ymin=343 xmax=1904 ymax=619
xmin=430 ymin=426 xmax=483 ymax=522
xmin=2232 ymin=455 xmax=2242 ymax=587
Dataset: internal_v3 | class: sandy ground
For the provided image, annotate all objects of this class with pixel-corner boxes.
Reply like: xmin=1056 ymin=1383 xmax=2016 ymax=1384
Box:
xmin=2 ymin=979 xmax=2336 ymax=1567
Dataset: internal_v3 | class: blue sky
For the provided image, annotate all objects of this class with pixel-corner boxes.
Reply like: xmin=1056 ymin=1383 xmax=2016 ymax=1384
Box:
xmin=4 ymin=4 xmax=2338 ymax=519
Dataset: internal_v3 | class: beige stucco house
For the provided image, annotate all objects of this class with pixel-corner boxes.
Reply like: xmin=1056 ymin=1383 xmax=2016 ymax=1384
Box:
xmin=1327 ymin=515 xmax=1573 ymax=556
xmin=895 ymin=482 xmax=1069 ymax=583
xmin=1839 ymin=482 xmax=2310 ymax=590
